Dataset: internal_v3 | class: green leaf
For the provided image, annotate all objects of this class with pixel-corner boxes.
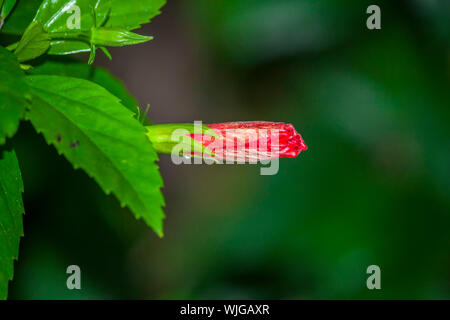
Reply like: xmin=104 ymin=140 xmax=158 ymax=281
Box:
xmin=0 ymin=149 xmax=25 ymax=300
xmin=33 ymin=0 xmax=164 ymax=56
xmin=0 ymin=0 xmax=17 ymax=21
xmin=30 ymin=57 xmax=139 ymax=113
xmin=0 ymin=45 xmax=28 ymax=145
xmin=1 ymin=0 xmax=41 ymax=35
xmin=98 ymin=0 xmax=165 ymax=30
xmin=26 ymin=75 xmax=165 ymax=236
xmin=31 ymin=0 xmax=96 ymax=55
xmin=14 ymin=20 xmax=50 ymax=62
xmin=35 ymin=0 xmax=165 ymax=32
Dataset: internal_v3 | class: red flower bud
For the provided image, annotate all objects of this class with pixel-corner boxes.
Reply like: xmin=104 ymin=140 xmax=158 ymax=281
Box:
xmin=190 ymin=122 xmax=307 ymax=162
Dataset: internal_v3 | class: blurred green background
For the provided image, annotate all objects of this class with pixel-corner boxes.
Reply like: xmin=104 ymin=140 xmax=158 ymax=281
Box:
xmin=9 ymin=0 xmax=450 ymax=299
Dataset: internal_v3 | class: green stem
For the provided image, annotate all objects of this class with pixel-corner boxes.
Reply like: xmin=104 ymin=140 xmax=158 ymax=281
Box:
xmin=48 ymin=31 xmax=91 ymax=41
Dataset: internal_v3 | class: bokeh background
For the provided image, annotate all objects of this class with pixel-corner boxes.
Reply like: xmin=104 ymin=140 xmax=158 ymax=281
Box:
xmin=9 ymin=0 xmax=450 ymax=299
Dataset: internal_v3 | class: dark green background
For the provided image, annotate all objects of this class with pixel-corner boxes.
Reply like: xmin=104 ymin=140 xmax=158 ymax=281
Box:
xmin=10 ymin=0 xmax=450 ymax=299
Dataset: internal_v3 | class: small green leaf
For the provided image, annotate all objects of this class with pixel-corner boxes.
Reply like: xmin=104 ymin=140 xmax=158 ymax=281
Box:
xmin=26 ymin=75 xmax=165 ymax=236
xmin=0 ymin=149 xmax=25 ymax=300
xmin=0 ymin=45 xmax=28 ymax=145
xmin=1 ymin=0 xmax=41 ymax=35
xmin=14 ymin=21 xmax=50 ymax=62
xmin=97 ymin=0 xmax=165 ymax=30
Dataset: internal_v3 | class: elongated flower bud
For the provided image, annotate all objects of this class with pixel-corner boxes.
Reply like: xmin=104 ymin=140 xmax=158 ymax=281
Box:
xmin=90 ymin=28 xmax=152 ymax=47
xmin=146 ymin=121 xmax=307 ymax=162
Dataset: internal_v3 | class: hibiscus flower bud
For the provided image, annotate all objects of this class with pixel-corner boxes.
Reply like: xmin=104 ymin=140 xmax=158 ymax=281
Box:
xmin=146 ymin=121 xmax=307 ymax=163
xmin=90 ymin=28 xmax=152 ymax=47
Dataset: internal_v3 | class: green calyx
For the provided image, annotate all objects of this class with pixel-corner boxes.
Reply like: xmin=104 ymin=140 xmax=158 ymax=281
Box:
xmin=146 ymin=124 xmax=218 ymax=158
